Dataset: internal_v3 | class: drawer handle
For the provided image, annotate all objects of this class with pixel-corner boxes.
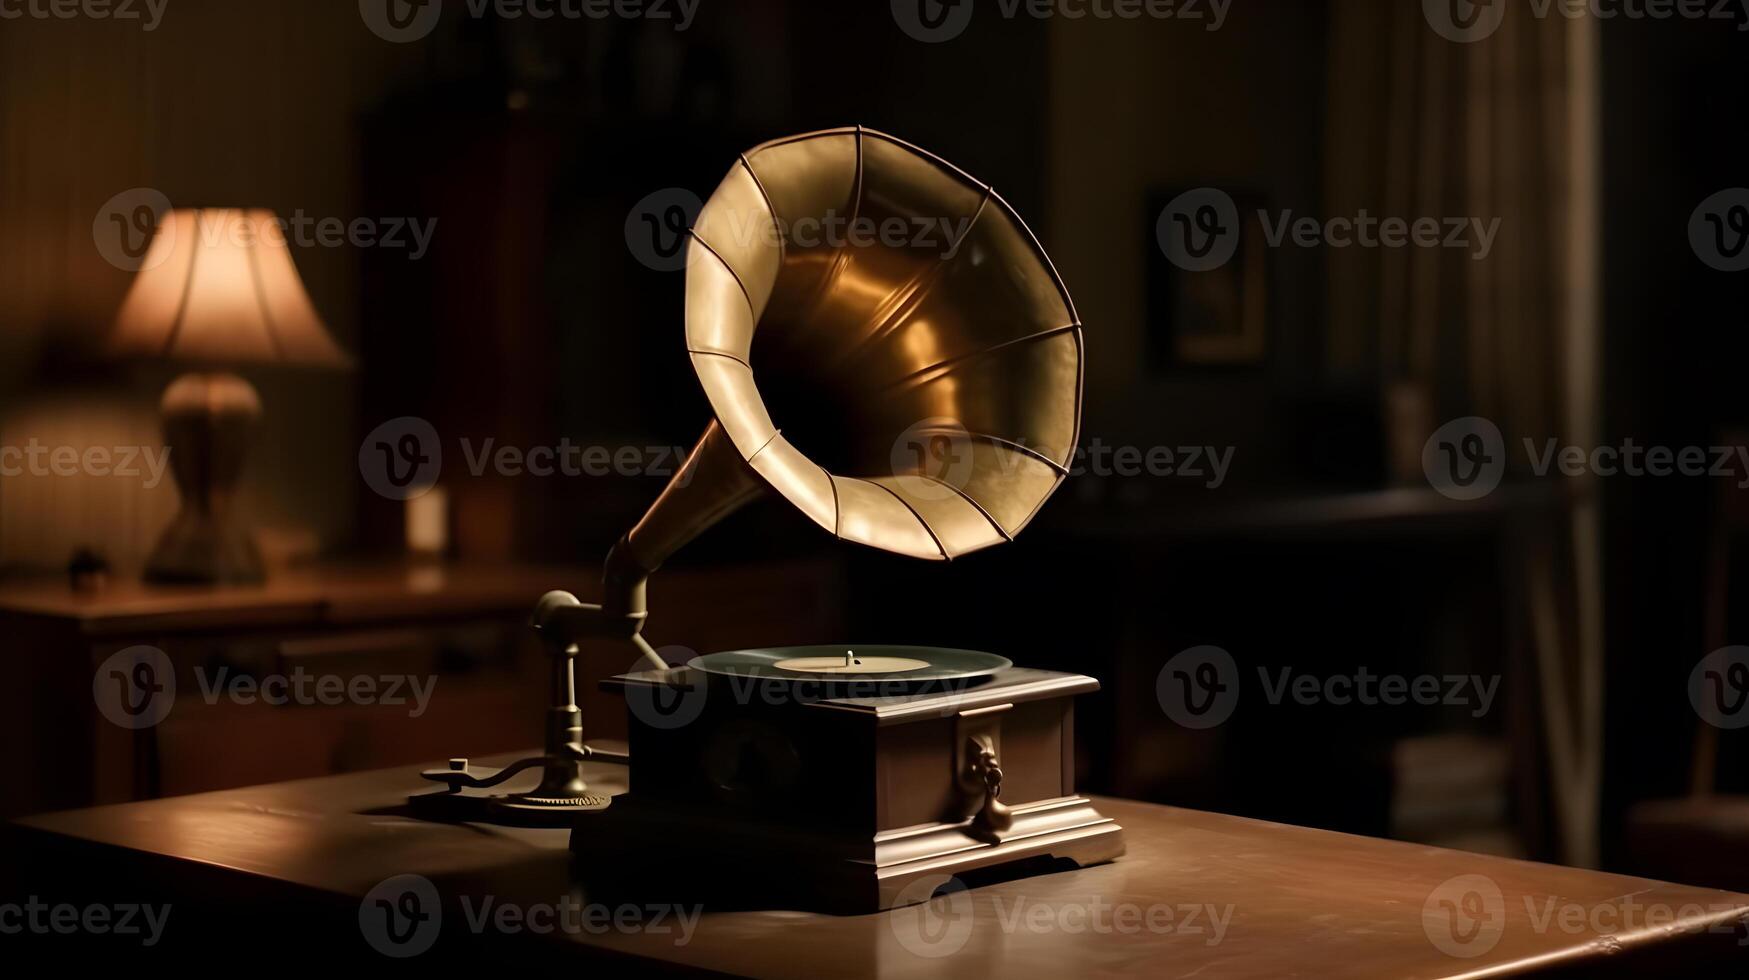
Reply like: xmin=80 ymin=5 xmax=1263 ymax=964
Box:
xmin=966 ymin=734 xmax=1014 ymax=842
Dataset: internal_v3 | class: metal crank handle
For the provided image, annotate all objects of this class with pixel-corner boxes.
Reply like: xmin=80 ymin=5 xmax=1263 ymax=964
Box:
xmin=421 ymin=745 xmax=590 ymax=793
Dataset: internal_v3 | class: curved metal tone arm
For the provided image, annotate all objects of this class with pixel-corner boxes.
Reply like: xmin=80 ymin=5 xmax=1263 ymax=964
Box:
xmin=629 ymin=633 xmax=666 ymax=672
xmin=531 ymin=587 xmax=667 ymax=673
xmin=421 ymin=748 xmax=585 ymax=792
xmin=419 ymin=576 xmax=662 ymax=814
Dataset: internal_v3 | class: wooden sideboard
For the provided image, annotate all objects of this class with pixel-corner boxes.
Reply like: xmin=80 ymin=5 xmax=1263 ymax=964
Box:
xmin=0 ymin=559 xmax=840 ymax=819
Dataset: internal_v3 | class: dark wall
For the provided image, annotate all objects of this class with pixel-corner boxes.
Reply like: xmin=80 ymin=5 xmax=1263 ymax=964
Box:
xmin=357 ymin=2 xmax=1052 ymax=565
xmin=1600 ymin=16 xmax=1749 ymax=860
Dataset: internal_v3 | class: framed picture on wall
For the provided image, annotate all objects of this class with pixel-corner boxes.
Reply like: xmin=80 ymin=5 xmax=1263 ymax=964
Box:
xmin=1146 ymin=187 xmax=1270 ymax=370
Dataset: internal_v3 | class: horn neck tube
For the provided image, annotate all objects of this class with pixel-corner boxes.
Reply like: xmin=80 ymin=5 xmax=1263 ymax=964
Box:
xmin=602 ymin=419 xmax=764 ymax=621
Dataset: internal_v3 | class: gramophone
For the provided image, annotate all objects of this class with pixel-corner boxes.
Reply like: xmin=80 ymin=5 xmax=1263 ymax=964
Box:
xmin=418 ymin=127 xmax=1122 ymax=910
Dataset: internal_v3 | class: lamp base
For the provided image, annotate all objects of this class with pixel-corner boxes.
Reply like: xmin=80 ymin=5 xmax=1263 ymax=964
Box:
xmin=144 ymin=509 xmax=264 ymax=584
xmin=143 ymin=371 xmax=264 ymax=585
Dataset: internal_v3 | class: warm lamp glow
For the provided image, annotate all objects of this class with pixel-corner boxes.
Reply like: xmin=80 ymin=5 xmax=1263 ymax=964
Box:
xmin=110 ymin=208 xmax=350 ymax=583
xmin=110 ymin=208 xmax=350 ymax=367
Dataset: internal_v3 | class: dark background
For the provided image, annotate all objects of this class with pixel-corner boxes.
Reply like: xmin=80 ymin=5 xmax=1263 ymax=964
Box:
xmin=0 ymin=0 xmax=1745 ymax=883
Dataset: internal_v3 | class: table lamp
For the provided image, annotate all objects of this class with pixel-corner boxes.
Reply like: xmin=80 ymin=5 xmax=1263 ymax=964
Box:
xmin=109 ymin=208 xmax=351 ymax=584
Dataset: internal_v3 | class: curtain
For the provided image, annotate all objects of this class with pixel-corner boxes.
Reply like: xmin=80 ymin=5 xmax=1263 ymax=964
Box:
xmin=1326 ymin=0 xmax=1605 ymax=867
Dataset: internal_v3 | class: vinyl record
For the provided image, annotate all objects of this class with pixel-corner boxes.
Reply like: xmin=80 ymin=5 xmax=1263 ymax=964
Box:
xmin=687 ymin=645 xmax=1010 ymax=685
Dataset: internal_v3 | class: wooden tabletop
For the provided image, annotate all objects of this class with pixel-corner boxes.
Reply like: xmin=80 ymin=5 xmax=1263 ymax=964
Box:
xmin=10 ymin=753 xmax=1748 ymax=974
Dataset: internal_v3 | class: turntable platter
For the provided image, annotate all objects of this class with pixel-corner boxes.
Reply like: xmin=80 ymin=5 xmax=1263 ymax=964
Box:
xmin=687 ymin=645 xmax=1011 ymax=684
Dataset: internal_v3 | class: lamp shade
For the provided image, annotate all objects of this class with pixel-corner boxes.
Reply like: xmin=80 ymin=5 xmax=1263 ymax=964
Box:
xmin=110 ymin=208 xmax=350 ymax=368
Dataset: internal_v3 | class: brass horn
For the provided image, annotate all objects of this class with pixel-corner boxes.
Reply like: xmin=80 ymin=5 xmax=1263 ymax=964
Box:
xmin=421 ymin=127 xmax=1082 ymax=819
xmin=604 ymin=125 xmax=1084 ymax=623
